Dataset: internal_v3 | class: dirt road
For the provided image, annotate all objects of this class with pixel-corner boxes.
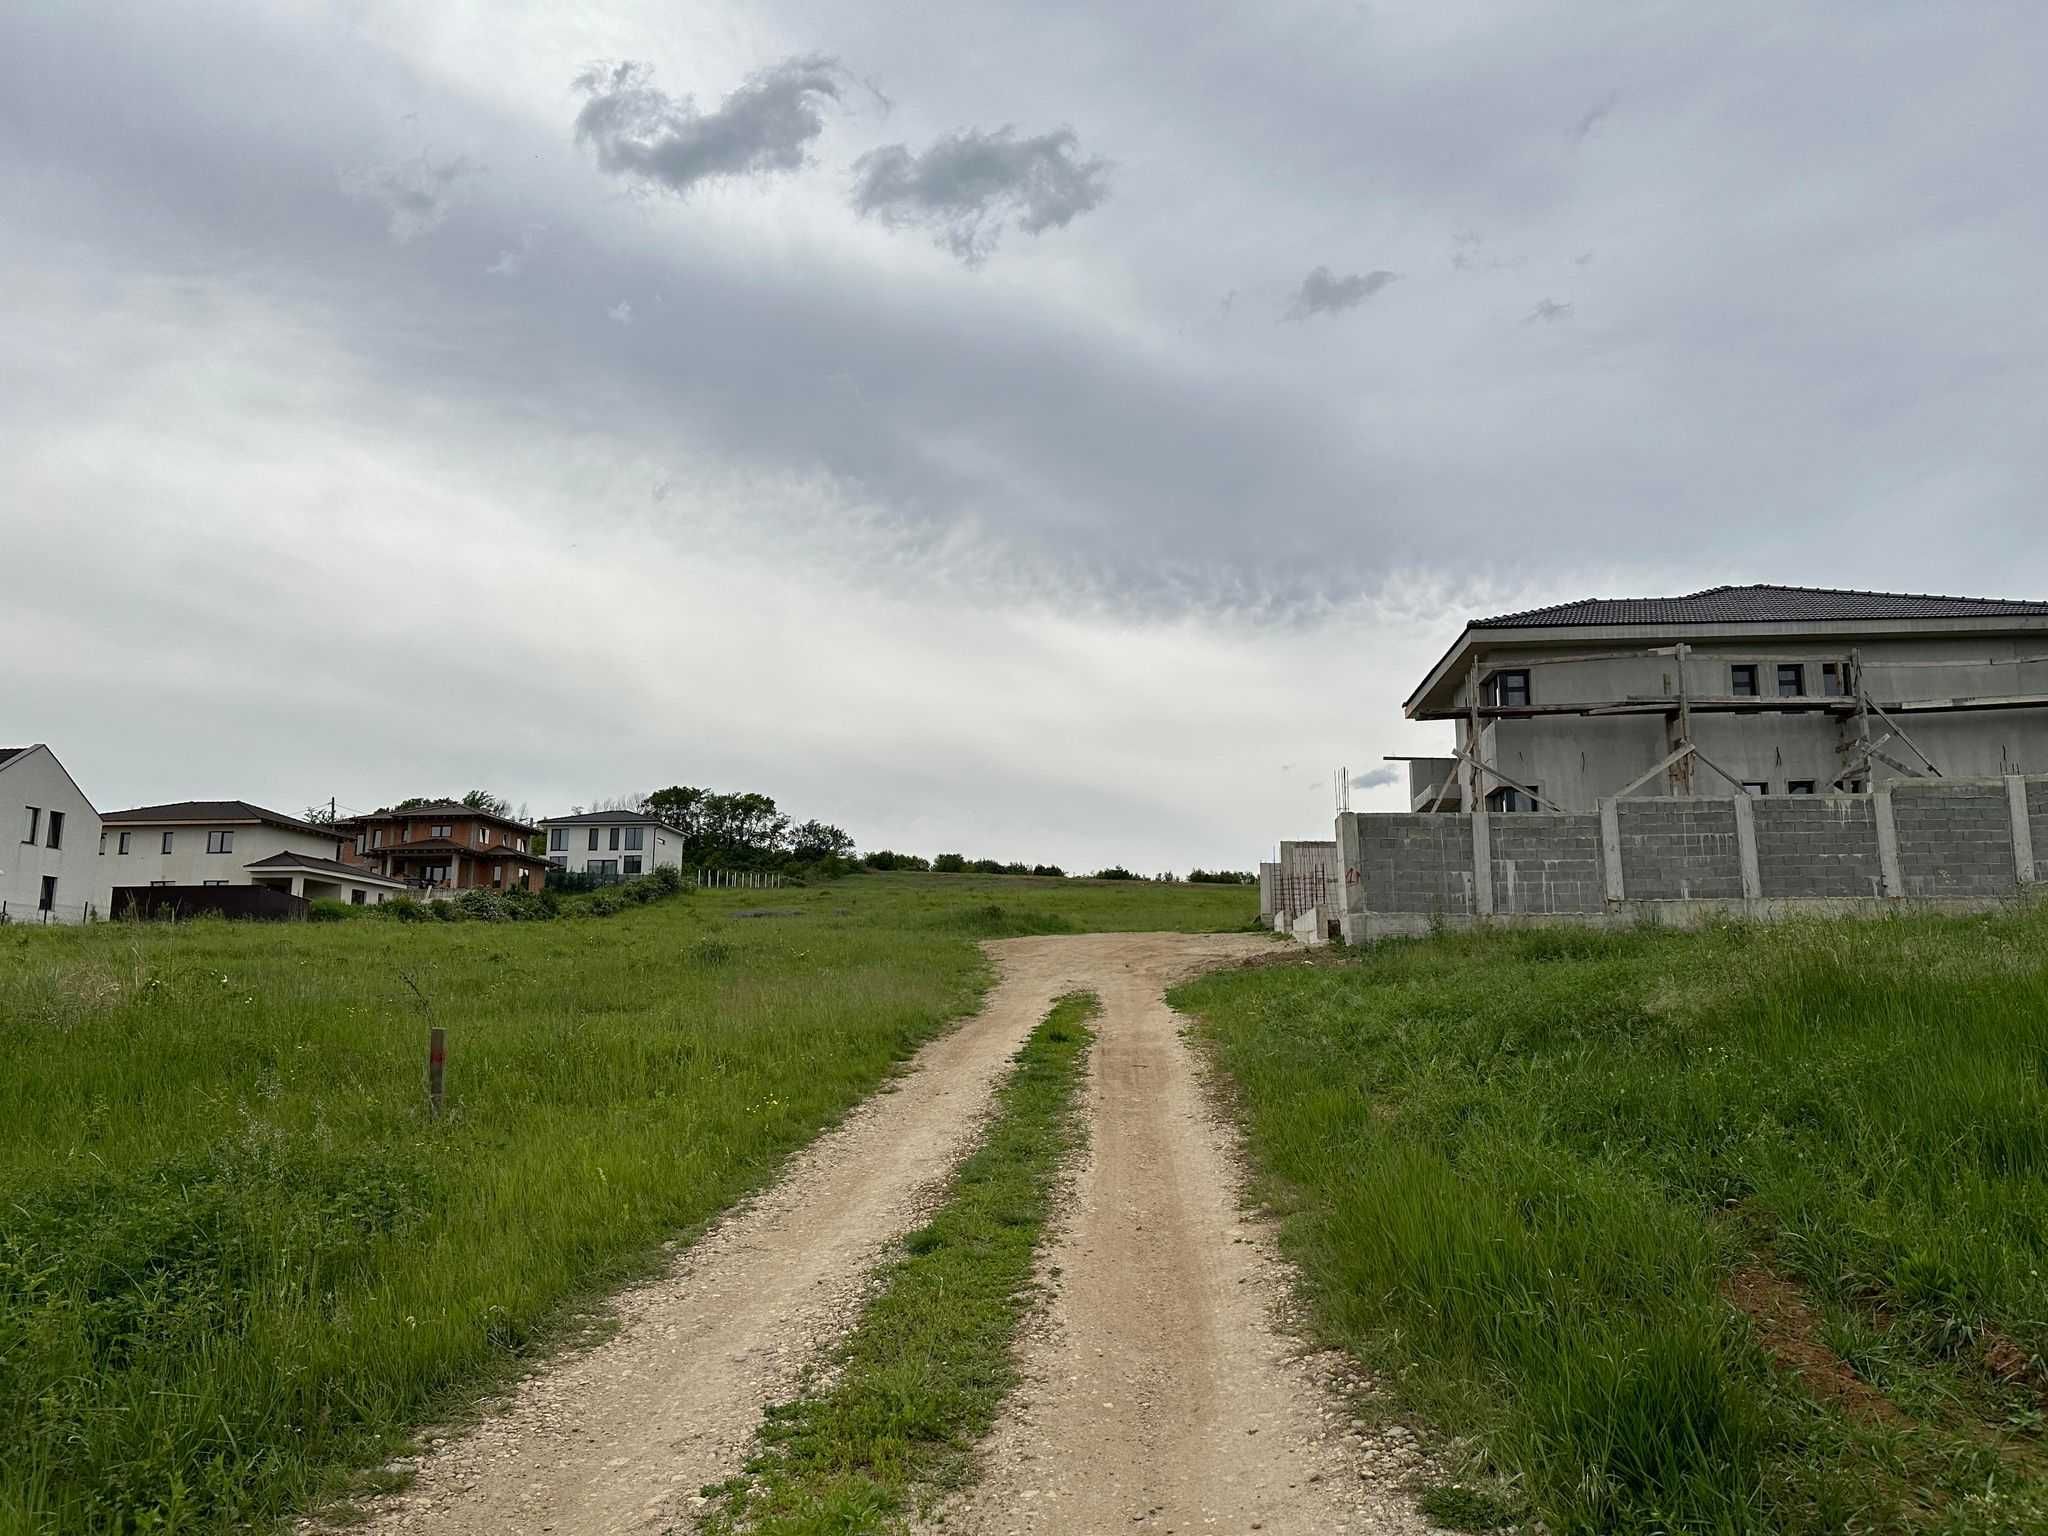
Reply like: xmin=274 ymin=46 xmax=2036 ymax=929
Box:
xmin=351 ymin=933 xmax=1427 ymax=1536
xmin=942 ymin=935 xmax=1433 ymax=1535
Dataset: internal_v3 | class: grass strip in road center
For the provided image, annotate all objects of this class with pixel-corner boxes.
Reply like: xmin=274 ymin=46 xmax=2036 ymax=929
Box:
xmin=701 ymin=990 xmax=1101 ymax=1535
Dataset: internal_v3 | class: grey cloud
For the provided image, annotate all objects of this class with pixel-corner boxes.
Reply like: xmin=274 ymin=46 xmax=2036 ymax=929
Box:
xmin=1286 ymin=266 xmax=1398 ymax=319
xmin=1525 ymin=297 xmax=1573 ymax=323
xmin=1574 ymin=90 xmax=1619 ymax=141
xmin=851 ymin=126 xmax=1109 ymax=262
xmin=343 ymin=152 xmax=480 ymax=243
xmin=607 ymin=300 xmax=633 ymax=324
xmin=572 ymin=56 xmax=842 ymax=196
xmin=1350 ymin=765 xmax=1401 ymax=789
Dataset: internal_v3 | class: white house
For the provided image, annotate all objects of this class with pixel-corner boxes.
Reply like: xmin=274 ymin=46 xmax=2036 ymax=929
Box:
xmin=538 ymin=810 xmax=688 ymax=879
xmin=100 ymin=800 xmax=408 ymax=906
xmin=0 ymin=744 xmax=107 ymax=923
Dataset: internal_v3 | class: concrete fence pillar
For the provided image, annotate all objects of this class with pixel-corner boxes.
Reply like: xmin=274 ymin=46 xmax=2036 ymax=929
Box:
xmin=1731 ymin=794 xmax=1762 ymax=901
xmin=2009 ymin=775 xmax=2037 ymax=886
xmin=1599 ymin=799 xmax=1623 ymax=906
xmin=1470 ymin=810 xmax=1494 ymax=917
xmin=1872 ymin=787 xmax=1904 ymax=899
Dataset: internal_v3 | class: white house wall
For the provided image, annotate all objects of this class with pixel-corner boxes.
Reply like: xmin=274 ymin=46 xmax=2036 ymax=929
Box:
xmin=108 ymin=823 xmax=350 ymax=887
xmin=1 ymin=748 xmax=107 ymax=922
xmin=546 ymin=821 xmax=685 ymax=875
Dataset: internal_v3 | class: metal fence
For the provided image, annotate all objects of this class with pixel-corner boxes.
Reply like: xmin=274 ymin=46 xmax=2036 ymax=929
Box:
xmin=0 ymin=896 xmax=102 ymax=924
xmin=696 ymin=868 xmax=786 ymax=890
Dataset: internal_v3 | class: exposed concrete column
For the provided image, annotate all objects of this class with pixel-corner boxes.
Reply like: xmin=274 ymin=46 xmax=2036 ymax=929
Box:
xmin=1872 ymin=787 xmax=1904 ymax=898
xmin=1731 ymin=794 xmax=1763 ymax=901
xmin=2009 ymin=775 xmax=2037 ymax=886
xmin=1599 ymin=799 xmax=1624 ymax=906
xmin=1470 ymin=810 xmax=1494 ymax=917
xmin=1335 ymin=814 xmax=1365 ymax=915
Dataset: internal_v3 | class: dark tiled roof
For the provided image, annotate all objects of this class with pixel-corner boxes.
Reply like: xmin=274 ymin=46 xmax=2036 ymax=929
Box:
xmin=243 ymin=851 xmax=407 ymax=884
xmin=1477 ymin=584 xmax=2048 ymax=628
xmin=540 ymin=809 xmax=683 ymax=830
xmin=356 ymin=799 xmax=538 ymax=832
xmin=104 ymin=800 xmax=339 ymax=839
xmin=375 ymin=838 xmax=549 ymax=862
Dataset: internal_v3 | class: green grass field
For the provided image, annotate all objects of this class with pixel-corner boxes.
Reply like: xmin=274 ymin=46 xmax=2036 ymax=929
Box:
xmin=1175 ymin=908 xmax=2048 ymax=1536
xmin=0 ymin=873 xmax=1252 ymax=1535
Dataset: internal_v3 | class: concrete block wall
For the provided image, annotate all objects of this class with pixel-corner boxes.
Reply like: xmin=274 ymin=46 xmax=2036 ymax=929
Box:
xmin=1751 ymin=797 xmax=1883 ymax=899
xmin=1352 ymin=815 xmax=1475 ymax=916
xmin=1336 ymin=774 xmax=2046 ymax=943
xmin=1489 ymin=814 xmax=1605 ymax=914
xmin=1276 ymin=840 xmax=1341 ymax=920
xmin=1892 ymin=784 xmax=2016 ymax=898
xmin=1614 ymin=800 xmax=1744 ymax=901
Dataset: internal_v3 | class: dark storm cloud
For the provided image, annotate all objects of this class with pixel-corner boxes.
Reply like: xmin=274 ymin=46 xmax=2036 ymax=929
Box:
xmin=850 ymin=126 xmax=1109 ymax=262
xmin=572 ymin=56 xmax=843 ymax=196
xmin=1286 ymin=266 xmax=1398 ymax=319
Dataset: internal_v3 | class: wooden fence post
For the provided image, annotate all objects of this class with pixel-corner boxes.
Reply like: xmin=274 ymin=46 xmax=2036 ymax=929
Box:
xmin=427 ymin=1026 xmax=446 ymax=1117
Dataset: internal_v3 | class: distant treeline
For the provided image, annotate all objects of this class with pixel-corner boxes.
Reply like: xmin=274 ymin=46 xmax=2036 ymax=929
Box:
xmin=862 ymin=852 xmax=1255 ymax=884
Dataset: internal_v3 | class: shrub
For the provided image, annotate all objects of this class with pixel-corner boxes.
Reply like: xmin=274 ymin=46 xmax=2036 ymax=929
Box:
xmin=1187 ymin=869 xmax=1256 ymax=885
xmin=305 ymin=900 xmax=357 ymax=922
xmin=1029 ymin=865 xmax=1065 ymax=878
xmin=932 ymin=854 xmax=966 ymax=873
xmin=863 ymin=851 xmax=931 ymax=872
xmin=1094 ymin=866 xmax=1139 ymax=881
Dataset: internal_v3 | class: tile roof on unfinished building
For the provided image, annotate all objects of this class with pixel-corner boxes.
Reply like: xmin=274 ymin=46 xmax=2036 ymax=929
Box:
xmin=1475 ymin=584 xmax=2048 ymax=629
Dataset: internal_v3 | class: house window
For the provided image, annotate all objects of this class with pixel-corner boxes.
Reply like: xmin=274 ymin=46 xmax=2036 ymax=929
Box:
xmin=99 ymin=830 xmax=107 ymax=856
xmin=371 ymin=829 xmax=383 ymax=849
xmin=623 ymin=827 xmax=644 ymax=851
xmin=207 ymin=830 xmax=234 ymax=854
xmin=1484 ymin=670 xmax=1531 ymax=708
xmin=118 ymin=831 xmax=131 ymax=854
xmin=1776 ymin=664 xmax=1805 ymax=697
xmin=491 ymin=862 xmax=503 ymax=884
xmin=431 ymin=823 xmax=452 ymax=839
xmin=476 ymin=826 xmax=490 ymax=846
xmin=623 ymin=855 xmax=643 ymax=875
xmin=47 ymin=811 xmax=64 ymax=850
xmin=351 ymin=889 xmax=367 ymax=906
xmin=1740 ymin=781 xmax=1769 ymax=796
xmin=1730 ymin=664 xmax=1759 ymax=697
xmin=1821 ymin=661 xmax=1848 ymax=697
xmin=1485 ymin=785 xmax=1542 ymax=813
xmin=420 ymin=863 xmax=450 ymax=884
xmin=590 ymin=858 xmax=619 ymax=878
xmin=39 ymin=876 xmax=58 ymax=911
xmin=549 ymin=828 xmax=566 ymax=851
xmin=549 ymin=855 xmax=567 ymax=868
xmin=202 ymin=880 xmax=228 ymax=887
xmin=609 ymin=826 xmax=621 ymax=851
xmin=1787 ymin=780 xmax=1817 ymax=795
xmin=21 ymin=806 xmax=39 ymax=844
xmin=588 ymin=827 xmax=600 ymax=851
xmin=161 ymin=831 xmax=174 ymax=854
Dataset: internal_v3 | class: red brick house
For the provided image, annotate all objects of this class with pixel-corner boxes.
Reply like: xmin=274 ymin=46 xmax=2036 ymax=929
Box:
xmin=345 ymin=801 xmax=549 ymax=895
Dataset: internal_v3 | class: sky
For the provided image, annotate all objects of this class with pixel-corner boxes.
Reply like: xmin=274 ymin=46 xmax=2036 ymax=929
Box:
xmin=6 ymin=1 xmax=2047 ymax=872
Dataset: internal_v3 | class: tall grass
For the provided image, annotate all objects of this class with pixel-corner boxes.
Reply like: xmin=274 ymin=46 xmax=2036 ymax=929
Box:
xmin=0 ymin=873 xmax=1252 ymax=1534
xmin=1175 ymin=909 xmax=2048 ymax=1535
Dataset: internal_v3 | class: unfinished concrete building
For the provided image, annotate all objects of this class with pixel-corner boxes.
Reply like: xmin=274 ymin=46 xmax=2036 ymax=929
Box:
xmin=1400 ymin=585 xmax=2048 ymax=813
xmin=1336 ymin=585 xmax=2048 ymax=944
xmin=1258 ymin=840 xmax=1341 ymax=942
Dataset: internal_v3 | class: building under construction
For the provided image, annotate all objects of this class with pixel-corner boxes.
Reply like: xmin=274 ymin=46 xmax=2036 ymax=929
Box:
xmin=1398 ymin=585 xmax=2048 ymax=814
xmin=1328 ymin=586 xmax=2048 ymax=944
